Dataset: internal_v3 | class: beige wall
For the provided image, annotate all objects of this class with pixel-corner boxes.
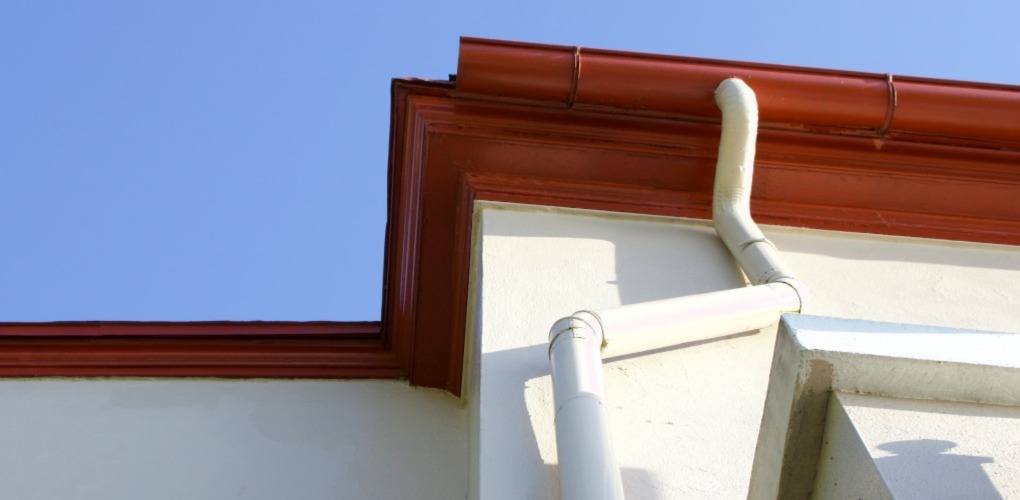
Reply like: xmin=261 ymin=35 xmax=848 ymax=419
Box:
xmin=471 ymin=203 xmax=1020 ymax=499
xmin=0 ymin=379 xmax=467 ymax=500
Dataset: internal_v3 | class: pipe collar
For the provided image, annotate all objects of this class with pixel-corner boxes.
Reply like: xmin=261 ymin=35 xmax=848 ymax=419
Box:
xmin=548 ymin=311 xmax=604 ymax=358
xmin=773 ymin=278 xmax=809 ymax=312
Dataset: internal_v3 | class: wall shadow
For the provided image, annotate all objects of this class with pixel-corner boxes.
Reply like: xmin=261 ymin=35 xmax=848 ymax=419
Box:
xmin=482 ymin=341 xmax=696 ymax=499
xmin=478 ymin=207 xmax=771 ymax=498
xmin=768 ymin=228 xmax=1020 ymax=271
xmin=480 ymin=206 xmax=749 ymax=308
xmin=478 ymin=343 xmax=555 ymax=499
xmin=875 ymin=439 xmax=1001 ymax=499
xmin=542 ymin=464 xmax=664 ymax=500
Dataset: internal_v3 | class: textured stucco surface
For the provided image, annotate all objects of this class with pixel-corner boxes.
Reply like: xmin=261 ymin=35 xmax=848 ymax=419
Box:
xmin=837 ymin=392 xmax=1020 ymax=499
xmin=472 ymin=203 xmax=1020 ymax=499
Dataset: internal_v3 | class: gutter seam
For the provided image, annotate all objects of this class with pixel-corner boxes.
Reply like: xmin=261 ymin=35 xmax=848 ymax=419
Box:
xmin=568 ymin=46 xmax=581 ymax=108
xmin=878 ymin=73 xmax=898 ymax=137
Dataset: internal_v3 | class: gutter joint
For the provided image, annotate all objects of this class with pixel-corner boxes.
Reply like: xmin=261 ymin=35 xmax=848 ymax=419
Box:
xmin=878 ymin=73 xmax=897 ymax=137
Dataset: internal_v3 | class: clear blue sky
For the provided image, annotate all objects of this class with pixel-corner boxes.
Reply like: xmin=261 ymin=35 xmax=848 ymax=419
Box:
xmin=2 ymin=1 xmax=1017 ymax=321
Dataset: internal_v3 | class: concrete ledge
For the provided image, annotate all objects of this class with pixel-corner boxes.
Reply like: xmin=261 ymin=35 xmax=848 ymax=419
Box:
xmin=748 ymin=315 xmax=1020 ymax=499
xmin=817 ymin=392 xmax=1020 ymax=499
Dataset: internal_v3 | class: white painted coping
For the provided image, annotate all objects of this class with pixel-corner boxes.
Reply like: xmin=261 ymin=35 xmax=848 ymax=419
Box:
xmin=748 ymin=314 xmax=1020 ymax=499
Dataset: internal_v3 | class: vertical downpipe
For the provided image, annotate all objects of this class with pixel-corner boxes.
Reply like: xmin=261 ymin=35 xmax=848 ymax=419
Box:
xmin=549 ymin=314 xmax=625 ymax=500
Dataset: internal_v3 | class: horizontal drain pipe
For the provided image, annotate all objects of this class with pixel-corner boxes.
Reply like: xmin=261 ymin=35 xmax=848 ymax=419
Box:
xmin=549 ymin=78 xmax=806 ymax=500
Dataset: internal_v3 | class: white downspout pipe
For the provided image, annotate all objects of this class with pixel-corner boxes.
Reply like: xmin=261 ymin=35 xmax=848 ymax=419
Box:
xmin=548 ymin=312 xmax=624 ymax=500
xmin=712 ymin=79 xmax=805 ymax=296
xmin=548 ymin=78 xmax=805 ymax=500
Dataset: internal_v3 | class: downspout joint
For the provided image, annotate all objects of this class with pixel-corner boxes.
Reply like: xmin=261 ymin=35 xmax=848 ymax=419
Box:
xmin=548 ymin=311 xmax=605 ymax=358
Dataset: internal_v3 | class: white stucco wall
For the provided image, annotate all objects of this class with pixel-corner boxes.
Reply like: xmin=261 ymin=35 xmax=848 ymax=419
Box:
xmin=471 ymin=203 xmax=1020 ymax=499
xmin=0 ymin=379 xmax=467 ymax=500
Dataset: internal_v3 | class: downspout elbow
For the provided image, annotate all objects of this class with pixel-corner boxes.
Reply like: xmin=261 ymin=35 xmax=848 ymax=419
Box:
xmin=712 ymin=78 xmax=759 ymax=224
xmin=713 ymin=79 xmax=803 ymax=306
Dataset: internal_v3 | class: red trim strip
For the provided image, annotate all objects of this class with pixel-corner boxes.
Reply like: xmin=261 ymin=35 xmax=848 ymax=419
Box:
xmin=0 ymin=321 xmax=379 ymax=337
xmin=0 ymin=339 xmax=400 ymax=377
xmin=0 ymin=322 xmax=393 ymax=378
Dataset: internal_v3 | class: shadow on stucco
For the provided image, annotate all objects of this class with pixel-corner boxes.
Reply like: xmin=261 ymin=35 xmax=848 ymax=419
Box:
xmin=481 ymin=328 xmax=745 ymax=498
xmin=602 ymin=329 xmax=758 ymax=364
xmin=479 ymin=343 xmax=557 ymax=498
xmin=607 ymin=218 xmax=747 ymax=306
xmin=542 ymin=464 xmax=664 ymax=500
xmin=480 ymin=207 xmax=767 ymax=497
xmin=876 ymin=439 xmax=1000 ymax=499
xmin=480 ymin=207 xmax=748 ymax=307
xmin=767 ymin=228 xmax=1020 ymax=271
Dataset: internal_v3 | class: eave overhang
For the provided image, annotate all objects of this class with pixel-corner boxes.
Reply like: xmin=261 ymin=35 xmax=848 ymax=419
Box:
xmin=2 ymin=38 xmax=1017 ymax=395
xmin=383 ymin=38 xmax=1020 ymax=395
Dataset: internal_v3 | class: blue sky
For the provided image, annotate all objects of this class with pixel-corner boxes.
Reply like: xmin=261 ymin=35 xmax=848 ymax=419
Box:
xmin=2 ymin=1 xmax=1017 ymax=321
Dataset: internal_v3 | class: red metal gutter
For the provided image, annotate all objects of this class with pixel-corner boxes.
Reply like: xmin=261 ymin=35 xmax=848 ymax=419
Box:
xmin=457 ymin=37 xmax=1020 ymax=149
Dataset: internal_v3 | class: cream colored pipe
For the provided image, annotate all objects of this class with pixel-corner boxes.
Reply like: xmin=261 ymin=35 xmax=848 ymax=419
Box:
xmin=597 ymin=282 xmax=800 ymax=359
xmin=712 ymin=79 xmax=805 ymax=298
xmin=548 ymin=313 xmax=625 ymax=500
xmin=548 ymin=78 xmax=805 ymax=500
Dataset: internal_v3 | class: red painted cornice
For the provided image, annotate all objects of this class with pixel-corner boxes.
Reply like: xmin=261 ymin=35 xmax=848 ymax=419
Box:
xmin=457 ymin=37 xmax=1020 ymax=149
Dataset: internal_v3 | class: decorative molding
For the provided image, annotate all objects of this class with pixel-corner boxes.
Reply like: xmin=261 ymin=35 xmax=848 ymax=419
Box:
xmin=0 ymin=321 xmax=379 ymax=337
xmin=387 ymin=66 xmax=1020 ymax=394
xmin=0 ymin=322 xmax=399 ymax=378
